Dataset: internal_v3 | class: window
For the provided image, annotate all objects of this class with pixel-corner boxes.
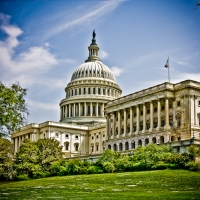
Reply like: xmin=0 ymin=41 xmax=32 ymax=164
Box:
xmin=88 ymin=88 xmax=91 ymax=94
xmin=75 ymin=89 xmax=77 ymax=95
xmin=161 ymin=120 xmax=165 ymax=127
xmin=140 ymin=111 xmax=143 ymax=115
xmin=96 ymin=135 xmax=98 ymax=139
xmin=98 ymin=106 xmax=100 ymax=115
xmin=103 ymin=89 xmax=105 ymax=95
xmin=92 ymin=136 xmax=94 ymax=139
xmin=177 ymin=101 xmax=180 ymax=106
xmin=88 ymin=106 xmax=90 ymax=115
xmin=154 ymin=122 xmax=157 ymax=128
xmin=134 ymin=113 xmax=136 ymax=117
xmin=169 ymin=104 xmax=172 ymax=108
xmin=83 ymin=88 xmax=86 ymax=94
xmin=154 ymin=108 xmax=157 ymax=112
xmin=93 ymin=88 xmax=95 ymax=94
xmin=72 ymin=90 xmax=73 ymax=96
xmin=177 ymin=118 xmax=181 ymax=127
xmin=65 ymin=143 xmax=69 ymax=151
xmin=79 ymin=88 xmax=81 ymax=95
xmin=98 ymin=88 xmax=100 ymax=94
xmin=147 ymin=109 xmax=150 ymax=114
xmin=128 ymin=114 xmax=130 ymax=119
xmin=199 ymin=100 xmax=200 ymax=106
xmin=199 ymin=118 xmax=200 ymax=126
xmin=65 ymin=134 xmax=69 ymax=138
xmin=75 ymin=135 xmax=78 ymax=140
xmin=161 ymin=106 xmax=165 ymax=110
xmin=75 ymin=143 xmax=79 ymax=151
xmin=96 ymin=144 xmax=98 ymax=151
xmin=103 ymin=134 xmax=105 ymax=137
xmin=93 ymin=106 xmax=95 ymax=115
xmin=91 ymin=146 xmax=94 ymax=152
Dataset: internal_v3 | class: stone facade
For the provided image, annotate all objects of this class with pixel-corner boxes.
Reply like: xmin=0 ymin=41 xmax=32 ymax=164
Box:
xmin=11 ymin=34 xmax=200 ymax=157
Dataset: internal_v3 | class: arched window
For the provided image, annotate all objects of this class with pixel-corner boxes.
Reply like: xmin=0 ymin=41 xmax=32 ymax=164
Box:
xmin=65 ymin=142 xmax=69 ymax=151
xmin=119 ymin=143 xmax=123 ymax=151
xmin=145 ymin=138 xmax=149 ymax=146
xmin=125 ymin=142 xmax=129 ymax=150
xmin=146 ymin=120 xmax=150 ymax=130
xmin=152 ymin=137 xmax=156 ymax=144
xmin=108 ymin=144 xmax=111 ymax=150
xmin=154 ymin=117 xmax=157 ymax=128
xmin=160 ymin=136 xmax=164 ymax=144
xmin=131 ymin=141 xmax=135 ymax=149
xmin=113 ymin=143 xmax=117 ymax=151
xmin=74 ymin=143 xmax=79 ymax=151
xmin=138 ymin=139 xmax=142 ymax=146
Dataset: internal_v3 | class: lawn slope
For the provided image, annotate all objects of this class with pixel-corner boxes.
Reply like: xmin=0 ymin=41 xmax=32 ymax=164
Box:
xmin=0 ymin=170 xmax=200 ymax=199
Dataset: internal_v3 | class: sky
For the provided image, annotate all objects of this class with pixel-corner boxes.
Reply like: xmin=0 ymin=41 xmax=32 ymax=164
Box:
xmin=0 ymin=0 xmax=200 ymax=124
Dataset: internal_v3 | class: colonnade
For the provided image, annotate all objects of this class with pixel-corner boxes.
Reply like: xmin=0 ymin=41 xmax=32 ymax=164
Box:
xmin=61 ymin=102 xmax=105 ymax=119
xmin=106 ymin=97 xmax=185 ymax=138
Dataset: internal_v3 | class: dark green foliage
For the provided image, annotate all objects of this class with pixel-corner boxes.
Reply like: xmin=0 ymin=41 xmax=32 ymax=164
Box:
xmin=87 ymin=166 xmax=103 ymax=174
xmin=0 ymin=137 xmax=15 ymax=180
xmin=188 ymin=145 xmax=200 ymax=160
xmin=151 ymin=163 xmax=169 ymax=170
xmin=103 ymin=162 xmax=115 ymax=173
xmin=33 ymin=171 xmax=51 ymax=179
xmin=15 ymin=174 xmax=29 ymax=181
xmin=185 ymin=161 xmax=200 ymax=171
xmin=0 ymin=82 xmax=28 ymax=137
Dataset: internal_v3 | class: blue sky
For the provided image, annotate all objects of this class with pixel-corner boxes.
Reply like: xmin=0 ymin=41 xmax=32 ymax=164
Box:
xmin=0 ymin=0 xmax=200 ymax=124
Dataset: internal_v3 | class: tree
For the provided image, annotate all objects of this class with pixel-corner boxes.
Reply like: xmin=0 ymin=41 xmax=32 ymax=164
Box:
xmin=36 ymin=138 xmax=63 ymax=171
xmin=15 ymin=139 xmax=40 ymax=176
xmin=0 ymin=82 xmax=28 ymax=137
xmin=0 ymin=137 xmax=15 ymax=180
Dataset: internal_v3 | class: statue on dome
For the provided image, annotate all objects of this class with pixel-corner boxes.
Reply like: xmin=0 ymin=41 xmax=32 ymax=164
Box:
xmin=93 ymin=30 xmax=96 ymax=39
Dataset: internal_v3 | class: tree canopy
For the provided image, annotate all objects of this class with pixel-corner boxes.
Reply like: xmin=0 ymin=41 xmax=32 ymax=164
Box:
xmin=0 ymin=82 xmax=28 ymax=137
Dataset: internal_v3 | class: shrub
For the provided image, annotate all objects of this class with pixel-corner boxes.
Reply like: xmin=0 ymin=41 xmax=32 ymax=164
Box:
xmin=57 ymin=166 xmax=68 ymax=176
xmin=185 ymin=161 xmax=200 ymax=171
xmin=33 ymin=171 xmax=50 ymax=179
xmin=151 ymin=163 xmax=169 ymax=170
xmin=114 ymin=156 xmax=130 ymax=172
xmin=103 ymin=162 xmax=115 ymax=173
xmin=130 ymin=162 xmax=152 ymax=171
xmin=87 ymin=166 xmax=102 ymax=174
xmin=16 ymin=174 xmax=29 ymax=181
xmin=168 ymin=164 xmax=179 ymax=169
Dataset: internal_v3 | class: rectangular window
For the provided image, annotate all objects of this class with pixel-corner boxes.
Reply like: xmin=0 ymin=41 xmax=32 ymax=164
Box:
xmin=198 ymin=100 xmax=200 ymax=106
xmin=134 ymin=113 xmax=136 ymax=117
xmin=75 ymin=89 xmax=77 ymax=95
xmin=98 ymin=88 xmax=100 ymax=94
xmin=88 ymin=88 xmax=91 ymax=94
xmin=128 ymin=114 xmax=130 ymax=119
xmin=177 ymin=118 xmax=181 ymax=127
xmin=147 ymin=109 xmax=150 ymax=114
xmin=154 ymin=108 xmax=157 ymax=112
xmin=91 ymin=146 xmax=94 ymax=152
xmin=177 ymin=101 xmax=180 ymax=106
xmin=93 ymin=88 xmax=96 ymax=94
xmin=88 ymin=106 xmax=90 ymax=115
xmin=93 ymin=106 xmax=95 ymax=115
xmin=140 ymin=111 xmax=143 ymax=115
xmin=161 ymin=106 xmax=165 ymax=110
xmin=71 ymin=90 xmax=73 ymax=96
xmin=98 ymin=106 xmax=100 ymax=115
xmin=79 ymin=88 xmax=81 ymax=95
xmin=65 ymin=143 xmax=69 ymax=150
xmin=83 ymin=88 xmax=86 ymax=94
xmin=96 ymin=145 xmax=98 ymax=151
xmin=103 ymin=89 xmax=105 ymax=95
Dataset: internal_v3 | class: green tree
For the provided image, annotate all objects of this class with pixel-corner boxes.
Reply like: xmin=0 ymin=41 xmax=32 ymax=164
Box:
xmin=0 ymin=82 xmax=28 ymax=137
xmin=133 ymin=143 xmax=171 ymax=165
xmin=36 ymin=138 xmax=63 ymax=171
xmin=97 ymin=149 xmax=119 ymax=165
xmin=0 ymin=137 xmax=15 ymax=180
xmin=15 ymin=139 xmax=40 ymax=176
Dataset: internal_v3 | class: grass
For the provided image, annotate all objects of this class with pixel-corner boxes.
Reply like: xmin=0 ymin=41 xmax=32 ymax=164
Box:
xmin=0 ymin=170 xmax=200 ymax=199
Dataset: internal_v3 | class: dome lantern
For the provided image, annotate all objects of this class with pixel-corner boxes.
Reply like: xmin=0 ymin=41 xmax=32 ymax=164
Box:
xmin=85 ymin=30 xmax=101 ymax=63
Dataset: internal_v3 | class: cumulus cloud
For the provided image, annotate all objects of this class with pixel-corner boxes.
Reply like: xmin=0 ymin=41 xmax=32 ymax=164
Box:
xmin=99 ymin=50 xmax=108 ymax=59
xmin=111 ymin=66 xmax=124 ymax=77
xmin=0 ymin=13 xmax=58 ymax=87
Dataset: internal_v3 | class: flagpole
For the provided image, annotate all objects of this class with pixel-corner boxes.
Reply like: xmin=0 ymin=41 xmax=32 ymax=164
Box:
xmin=168 ymin=57 xmax=170 ymax=83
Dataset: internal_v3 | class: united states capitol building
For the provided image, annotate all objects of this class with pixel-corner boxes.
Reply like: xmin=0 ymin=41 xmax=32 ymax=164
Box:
xmin=11 ymin=32 xmax=200 ymax=158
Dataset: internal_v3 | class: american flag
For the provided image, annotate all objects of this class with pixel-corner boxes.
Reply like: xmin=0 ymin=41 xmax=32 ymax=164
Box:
xmin=164 ymin=58 xmax=169 ymax=68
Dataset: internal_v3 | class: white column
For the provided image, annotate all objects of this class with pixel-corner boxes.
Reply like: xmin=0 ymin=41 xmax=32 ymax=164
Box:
xmin=173 ymin=99 xmax=176 ymax=126
xmin=150 ymin=101 xmax=153 ymax=131
xmin=165 ymin=97 xmax=170 ymax=129
xmin=136 ymin=105 xmax=139 ymax=133
xmin=90 ymin=102 xmax=93 ymax=116
xmin=130 ymin=107 xmax=133 ymax=133
xmin=181 ymin=96 xmax=184 ymax=127
xmin=113 ymin=112 xmax=116 ymax=136
xmin=73 ymin=104 xmax=76 ymax=117
xmin=60 ymin=107 xmax=62 ymax=120
xmin=194 ymin=95 xmax=197 ymax=125
xmin=118 ymin=111 xmax=121 ymax=135
xmin=157 ymin=99 xmax=161 ymax=130
xmin=124 ymin=109 xmax=127 ymax=135
xmin=101 ymin=103 xmax=104 ymax=117
xmin=106 ymin=114 xmax=110 ymax=138
xmin=96 ymin=103 xmax=98 ymax=117
xmin=84 ymin=102 xmax=87 ymax=116
xmin=69 ymin=104 xmax=71 ymax=117
xmin=143 ymin=103 xmax=146 ymax=132
xmin=78 ymin=103 xmax=81 ymax=117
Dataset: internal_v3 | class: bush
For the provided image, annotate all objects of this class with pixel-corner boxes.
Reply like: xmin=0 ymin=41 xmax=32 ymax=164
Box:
xmin=16 ymin=174 xmax=29 ymax=181
xmin=168 ymin=164 xmax=179 ymax=169
xmin=185 ymin=161 xmax=200 ymax=171
xmin=151 ymin=163 xmax=169 ymax=170
xmin=130 ymin=162 xmax=152 ymax=171
xmin=87 ymin=166 xmax=102 ymax=174
xmin=57 ymin=166 xmax=68 ymax=176
xmin=114 ymin=156 xmax=130 ymax=172
xmin=33 ymin=171 xmax=50 ymax=179
xmin=103 ymin=162 xmax=115 ymax=173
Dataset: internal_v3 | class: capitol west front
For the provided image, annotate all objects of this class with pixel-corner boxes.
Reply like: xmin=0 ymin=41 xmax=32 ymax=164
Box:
xmin=11 ymin=33 xmax=200 ymax=158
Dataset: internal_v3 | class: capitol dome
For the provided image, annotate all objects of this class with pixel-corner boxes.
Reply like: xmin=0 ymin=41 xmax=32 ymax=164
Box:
xmin=59 ymin=31 xmax=122 ymax=125
xmin=71 ymin=61 xmax=116 ymax=82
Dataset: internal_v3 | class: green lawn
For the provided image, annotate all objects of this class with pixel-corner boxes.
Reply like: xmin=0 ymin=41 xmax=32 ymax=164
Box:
xmin=0 ymin=170 xmax=200 ymax=199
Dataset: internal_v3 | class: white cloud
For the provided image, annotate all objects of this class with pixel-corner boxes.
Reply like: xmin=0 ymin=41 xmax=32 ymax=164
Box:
xmin=111 ymin=66 xmax=124 ymax=77
xmin=0 ymin=13 xmax=59 ymax=87
xmin=99 ymin=50 xmax=108 ymax=59
xmin=45 ymin=0 xmax=124 ymax=38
